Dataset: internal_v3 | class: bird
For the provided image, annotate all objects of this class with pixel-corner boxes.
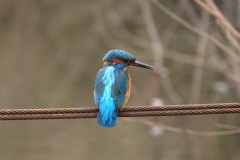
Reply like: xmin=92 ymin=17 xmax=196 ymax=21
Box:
xmin=94 ymin=49 xmax=153 ymax=128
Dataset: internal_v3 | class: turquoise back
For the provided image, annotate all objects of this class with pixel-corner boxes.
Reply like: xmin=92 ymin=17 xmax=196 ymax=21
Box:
xmin=94 ymin=66 xmax=128 ymax=127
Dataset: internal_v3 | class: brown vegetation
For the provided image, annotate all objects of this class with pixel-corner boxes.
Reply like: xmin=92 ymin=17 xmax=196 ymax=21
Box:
xmin=0 ymin=0 xmax=240 ymax=160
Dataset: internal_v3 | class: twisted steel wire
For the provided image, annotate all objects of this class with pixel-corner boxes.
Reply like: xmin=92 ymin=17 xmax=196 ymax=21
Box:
xmin=1 ymin=103 xmax=239 ymax=115
xmin=0 ymin=103 xmax=239 ymax=120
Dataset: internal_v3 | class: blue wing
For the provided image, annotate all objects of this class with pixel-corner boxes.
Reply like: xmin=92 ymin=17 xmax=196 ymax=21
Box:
xmin=94 ymin=69 xmax=128 ymax=108
xmin=94 ymin=67 xmax=128 ymax=128
xmin=112 ymin=70 xmax=128 ymax=108
xmin=94 ymin=68 xmax=128 ymax=108
xmin=94 ymin=69 xmax=105 ymax=106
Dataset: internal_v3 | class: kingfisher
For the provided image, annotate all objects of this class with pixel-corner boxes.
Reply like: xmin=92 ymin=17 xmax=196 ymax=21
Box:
xmin=94 ymin=49 xmax=153 ymax=128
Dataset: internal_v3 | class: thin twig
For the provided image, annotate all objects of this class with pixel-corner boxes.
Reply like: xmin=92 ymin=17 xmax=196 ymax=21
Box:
xmin=143 ymin=120 xmax=240 ymax=136
xmin=139 ymin=0 xmax=183 ymax=104
xmin=151 ymin=0 xmax=240 ymax=62
xmin=190 ymin=11 xmax=209 ymax=103
xmin=194 ymin=0 xmax=240 ymax=39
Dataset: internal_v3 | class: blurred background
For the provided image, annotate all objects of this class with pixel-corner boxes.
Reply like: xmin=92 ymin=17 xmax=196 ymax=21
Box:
xmin=0 ymin=0 xmax=240 ymax=160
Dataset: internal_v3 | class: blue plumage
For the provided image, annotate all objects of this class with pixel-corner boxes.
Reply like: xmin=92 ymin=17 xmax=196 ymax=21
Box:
xmin=103 ymin=49 xmax=136 ymax=63
xmin=94 ymin=66 xmax=128 ymax=128
xmin=94 ymin=49 xmax=153 ymax=128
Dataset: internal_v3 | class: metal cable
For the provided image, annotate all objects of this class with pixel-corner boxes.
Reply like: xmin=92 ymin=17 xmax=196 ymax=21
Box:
xmin=0 ymin=103 xmax=239 ymax=120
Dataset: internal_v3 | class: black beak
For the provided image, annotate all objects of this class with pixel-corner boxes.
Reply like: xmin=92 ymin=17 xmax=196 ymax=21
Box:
xmin=130 ymin=60 xmax=154 ymax=70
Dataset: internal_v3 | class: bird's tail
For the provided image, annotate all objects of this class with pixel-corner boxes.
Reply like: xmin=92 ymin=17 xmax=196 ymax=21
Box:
xmin=97 ymin=110 xmax=117 ymax=128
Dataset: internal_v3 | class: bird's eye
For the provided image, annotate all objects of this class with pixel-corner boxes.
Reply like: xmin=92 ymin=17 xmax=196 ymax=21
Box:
xmin=124 ymin=60 xmax=131 ymax=63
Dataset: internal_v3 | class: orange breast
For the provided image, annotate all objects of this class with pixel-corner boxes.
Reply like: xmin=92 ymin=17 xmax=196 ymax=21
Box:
xmin=120 ymin=74 xmax=131 ymax=111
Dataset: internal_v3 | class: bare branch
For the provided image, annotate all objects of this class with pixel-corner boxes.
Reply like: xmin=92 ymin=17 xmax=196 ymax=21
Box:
xmin=190 ymin=12 xmax=210 ymax=103
xmin=151 ymin=0 xmax=240 ymax=62
xmin=126 ymin=118 xmax=240 ymax=137
xmin=194 ymin=0 xmax=240 ymax=39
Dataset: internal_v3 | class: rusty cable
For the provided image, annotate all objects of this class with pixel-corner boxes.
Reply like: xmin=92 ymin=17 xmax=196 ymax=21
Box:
xmin=0 ymin=103 xmax=239 ymax=120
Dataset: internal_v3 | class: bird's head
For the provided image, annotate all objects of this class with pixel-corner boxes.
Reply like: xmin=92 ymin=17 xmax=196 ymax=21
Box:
xmin=102 ymin=49 xmax=154 ymax=70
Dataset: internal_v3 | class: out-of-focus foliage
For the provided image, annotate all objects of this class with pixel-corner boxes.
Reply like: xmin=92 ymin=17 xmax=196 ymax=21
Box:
xmin=0 ymin=0 xmax=240 ymax=160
